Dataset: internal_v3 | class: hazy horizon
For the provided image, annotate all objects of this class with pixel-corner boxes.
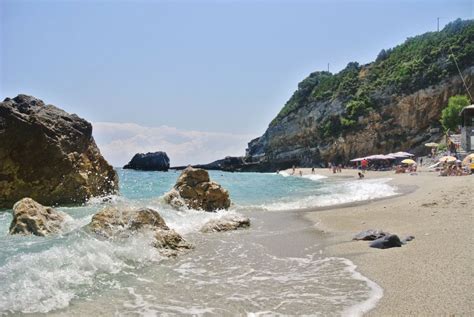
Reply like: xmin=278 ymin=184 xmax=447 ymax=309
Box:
xmin=1 ymin=0 xmax=472 ymax=166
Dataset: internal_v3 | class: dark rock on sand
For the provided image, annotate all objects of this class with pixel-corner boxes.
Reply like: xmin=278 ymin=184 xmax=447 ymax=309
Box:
xmin=353 ymin=229 xmax=390 ymax=241
xmin=200 ymin=214 xmax=250 ymax=233
xmin=164 ymin=167 xmax=231 ymax=211
xmin=0 ymin=95 xmax=118 ymax=208
xmin=88 ymin=206 xmax=192 ymax=256
xmin=9 ymin=198 xmax=67 ymax=236
xmin=123 ymin=151 xmax=170 ymax=171
xmin=370 ymin=234 xmax=403 ymax=249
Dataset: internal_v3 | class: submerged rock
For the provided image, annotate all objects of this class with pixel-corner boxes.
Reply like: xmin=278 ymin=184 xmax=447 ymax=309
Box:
xmin=88 ymin=206 xmax=169 ymax=237
xmin=164 ymin=167 xmax=231 ymax=211
xmin=88 ymin=206 xmax=192 ymax=256
xmin=123 ymin=151 xmax=170 ymax=171
xmin=200 ymin=214 xmax=251 ymax=233
xmin=153 ymin=229 xmax=193 ymax=257
xmin=353 ymin=229 xmax=390 ymax=241
xmin=9 ymin=198 xmax=67 ymax=236
xmin=0 ymin=95 xmax=118 ymax=208
xmin=370 ymin=234 xmax=403 ymax=249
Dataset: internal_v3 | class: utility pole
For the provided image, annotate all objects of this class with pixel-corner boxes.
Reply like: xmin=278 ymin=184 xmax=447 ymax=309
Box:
xmin=327 ymin=63 xmax=330 ymax=73
xmin=437 ymin=17 xmax=440 ymax=32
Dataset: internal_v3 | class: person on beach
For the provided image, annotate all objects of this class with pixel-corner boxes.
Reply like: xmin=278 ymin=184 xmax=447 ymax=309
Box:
xmin=311 ymin=167 xmax=315 ymax=174
xmin=337 ymin=164 xmax=342 ymax=173
xmin=419 ymin=157 xmax=423 ymax=167
xmin=361 ymin=159 xmax=368 ymax=173
xmin=299 ymin=170 xmax=303 ymax=177
xmin=358 ymin=172 xmax=365 ymax=179
xmin=291 ymin=165 xmax=296 ymax=175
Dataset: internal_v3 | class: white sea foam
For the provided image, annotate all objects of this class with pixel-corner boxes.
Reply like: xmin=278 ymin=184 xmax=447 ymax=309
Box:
xmin=340 ymin=258 xmax=384 ymax=317
xmin=278 ymin=171 xmax=291 ymax=177
xmin=259 ymin=178 xmax=397 ymax=211
xmin=0 ymin=231 xmax=162 ymax=314
xmin=302 ymin=174 xmax=328 ymax=181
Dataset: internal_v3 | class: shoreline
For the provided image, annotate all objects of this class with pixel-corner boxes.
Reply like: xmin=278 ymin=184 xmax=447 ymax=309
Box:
xmin=290 ymin=167 xmax=473 ymax=316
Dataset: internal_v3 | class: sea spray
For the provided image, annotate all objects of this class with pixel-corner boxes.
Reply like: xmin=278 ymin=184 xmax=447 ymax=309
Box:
xmin=0 ymin=170 xmax=393 ymax=315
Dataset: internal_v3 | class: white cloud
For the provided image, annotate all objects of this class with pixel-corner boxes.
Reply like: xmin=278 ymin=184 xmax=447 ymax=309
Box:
xmin=92 ymin=122 xmax=255 ymax=167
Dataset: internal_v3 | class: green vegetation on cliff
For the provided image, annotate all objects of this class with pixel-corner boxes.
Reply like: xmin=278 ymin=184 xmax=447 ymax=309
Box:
xmin=271 ymin=19 xmax=474 ymax=129
xmin=440 ymin=95 xmax=470 ymax=131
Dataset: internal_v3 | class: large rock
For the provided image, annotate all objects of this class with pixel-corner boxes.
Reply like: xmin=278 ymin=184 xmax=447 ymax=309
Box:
xmin=123 ymin=152 xmax=170 ymax=171
xmin=200 ymin=214 xmax=250 ymax=233
xmin=0 ymin=95 xmax=118 ymax=208
xmin=164 ymin=167 xmax=231 ymax=211
xmin=88 ymin=206 xmax=192 ymax=256
xmin=9 ymin=198 xmax=67 ymax=236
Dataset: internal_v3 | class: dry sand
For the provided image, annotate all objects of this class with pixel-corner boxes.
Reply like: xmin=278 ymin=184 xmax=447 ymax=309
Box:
xmin=292 ymin=167 xmax=473 ymax=316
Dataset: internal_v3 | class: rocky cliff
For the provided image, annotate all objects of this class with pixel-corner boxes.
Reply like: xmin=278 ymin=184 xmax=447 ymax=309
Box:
xmin=0 ymin=95 xmax=119 ymax=208
xmin=245 ymin=19 xmax=474 ymax=171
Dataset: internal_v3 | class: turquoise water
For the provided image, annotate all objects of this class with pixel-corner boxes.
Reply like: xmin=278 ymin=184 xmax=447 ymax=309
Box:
xmin=0 ymin=169 xmax=397 ymax=316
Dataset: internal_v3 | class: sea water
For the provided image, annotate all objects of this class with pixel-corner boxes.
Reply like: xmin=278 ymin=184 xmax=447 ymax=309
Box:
xmin=0 ymin=169 xmax=397 ymax=316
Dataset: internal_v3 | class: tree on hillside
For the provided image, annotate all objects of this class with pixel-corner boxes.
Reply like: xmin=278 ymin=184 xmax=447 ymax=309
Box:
xmin=440 ymin=95 xmax=470 ymax=132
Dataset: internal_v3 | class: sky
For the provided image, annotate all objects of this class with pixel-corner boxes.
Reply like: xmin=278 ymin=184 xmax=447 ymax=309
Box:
xmin=1 ymin=0 xmax=472 ymax=166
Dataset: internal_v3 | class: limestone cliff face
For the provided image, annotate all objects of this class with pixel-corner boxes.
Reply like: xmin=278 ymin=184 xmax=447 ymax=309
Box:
xmin=246 ymin=67 xmax=474 ymax=170
xmin=0 ymin=95 xmax=119 ymax=208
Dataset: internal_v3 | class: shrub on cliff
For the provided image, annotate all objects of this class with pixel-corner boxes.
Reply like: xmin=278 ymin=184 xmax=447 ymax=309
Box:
xmin=440 ymin=95 xmax=471 ymax=132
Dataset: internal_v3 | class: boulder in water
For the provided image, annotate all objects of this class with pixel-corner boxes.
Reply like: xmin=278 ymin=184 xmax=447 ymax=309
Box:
xmin=153 ymin=229 xmax=193 ymax=257
xmin=200 ymin=214 xmax=250 ymax=233
xmin=164 ymin=167 xmax=231 ymax=211
xmin=0 ymin=95 xmax=118 ymax=208
xmin=9 ymin=198 xmax=67 ymax=236
xmin=123 ymin=152 xmax=170 ymax=171
xmin=88 ymin=206 xmax=192 ymax=256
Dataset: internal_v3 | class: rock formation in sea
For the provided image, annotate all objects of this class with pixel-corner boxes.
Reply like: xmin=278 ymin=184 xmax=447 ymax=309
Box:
xmin=164 ymin=167 xmax=231 ymax=211
xmin=0 ymin=95 xmax=118 ymax=208
xmin=88 ymin=206 xmax=193 ymax=256
xmin=123 ymin=151 xmax=170 ymax=171
xmin=200 ymin=214 xmax=250 ymax=232
xmin=9 ymin=198 xmax=68 ymax=236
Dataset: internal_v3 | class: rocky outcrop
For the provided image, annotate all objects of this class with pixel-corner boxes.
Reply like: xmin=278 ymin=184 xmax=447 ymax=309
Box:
xmin=245 ymin=67 xmax=474 ymax=171
xmin=123 ymin=152 xmax=170 ymax=171
xmin=242 ymin=21 xmax=474 ymax=171
xmin=9 ymin=198 xmax=67 ymax=236
xmin=200 ymin=214 xmax=250 ymax=233
xmin=88 ymin=206 xmax=192 ymax=256
xmin=164 ymin=167 xmax=231 ymax=211
xmin=0 ymin=95 xmax=118 ymax=208
xmin=172 ymin=156 xmax=262 ymax=173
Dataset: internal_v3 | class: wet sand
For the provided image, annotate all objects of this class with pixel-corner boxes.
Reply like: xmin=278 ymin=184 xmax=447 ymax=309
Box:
xmin=292 ymin=167 xmax=473 ymax=316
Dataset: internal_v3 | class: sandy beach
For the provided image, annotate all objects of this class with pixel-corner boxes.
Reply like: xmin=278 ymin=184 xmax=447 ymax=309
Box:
xmin=290 ymin=167 xmax=474 ymax=316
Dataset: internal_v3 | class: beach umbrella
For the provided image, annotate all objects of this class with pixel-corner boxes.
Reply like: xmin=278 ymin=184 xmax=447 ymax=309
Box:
xmin=350 ymin=157 xmax=366 ymax=162
xmin=366 ymin=154 xmax=386 ymax=160
xmin=389 ymin=152 xmax=414 ymax=158
xmin=462 ymin=153 xmax=474 ymax=165
xmin=424 ymin=142 xmax=439 ymax=147
xmin=401 ymin=159 xmax=416 ymax=165
xmin=438 ymin=156 xmax=456 ymax=163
